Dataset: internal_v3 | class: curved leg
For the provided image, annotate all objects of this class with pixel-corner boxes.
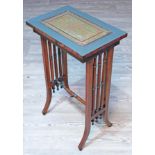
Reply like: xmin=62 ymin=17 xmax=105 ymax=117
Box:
xmin=78 ymin=59 xmax=94 ymax=151
xmin=78 ymin=122 xmax=91 ymax=151
xmin=40 ymin=36 xmax=52 ymax=115
xmin=103 ymin=48 xmax=114 ymax=127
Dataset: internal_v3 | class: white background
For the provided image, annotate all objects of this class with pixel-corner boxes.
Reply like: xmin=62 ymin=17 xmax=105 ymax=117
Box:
xmin=0 ymin=0 xmax=155 ymax=155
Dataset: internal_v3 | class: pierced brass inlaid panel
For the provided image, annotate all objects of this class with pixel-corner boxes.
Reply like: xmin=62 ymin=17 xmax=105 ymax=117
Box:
xmin=42 ymin=11 xmax=111 ymax=45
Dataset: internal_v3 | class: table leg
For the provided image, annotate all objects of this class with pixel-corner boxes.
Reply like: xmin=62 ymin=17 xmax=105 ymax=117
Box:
xmin=103 ymin=47 xmax=114 ymax=127
xmin=78 ymin=58 xmax=94 ymax=151
xmin=40 ymin=36 xmax=52 ymax=115
xmin=61 ymin=50 xmax=86 ymax=104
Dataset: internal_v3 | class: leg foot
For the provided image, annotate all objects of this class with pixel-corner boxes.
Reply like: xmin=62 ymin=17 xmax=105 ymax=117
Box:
xmin=42 ymin=111 xmax=46 ymax=115
xmin=78 ymin=126 xmax=91 ymax=151
xmin=78 ymin=146 xmax=83 ymax=151
xmin=103 ymin=108 xmax=112 ymax=127
xmin=105 ymin=119 xmax=112 ymax=127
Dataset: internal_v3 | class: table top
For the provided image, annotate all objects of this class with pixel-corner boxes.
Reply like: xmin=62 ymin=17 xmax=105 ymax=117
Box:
xmin=26 ymin=6 xmax=127 ymax=58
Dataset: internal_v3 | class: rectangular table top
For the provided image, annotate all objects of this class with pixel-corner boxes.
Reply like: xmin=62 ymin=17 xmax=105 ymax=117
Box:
xmin=26 ymin=6 xmax=127 ymax=58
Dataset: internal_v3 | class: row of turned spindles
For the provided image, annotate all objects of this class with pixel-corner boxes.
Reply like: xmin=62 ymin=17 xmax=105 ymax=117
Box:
xmin=91 ymin=51 xmax=108 ymax=125
xmin=47 ymin=40 xmax=64 ymax=93
xmin=46 ymin=39 xmax=108 ymax=123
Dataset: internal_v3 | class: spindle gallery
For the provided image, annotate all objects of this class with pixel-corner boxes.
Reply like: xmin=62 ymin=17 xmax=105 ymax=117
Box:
xmin=26 ymin=6 xmax=127 ymax=150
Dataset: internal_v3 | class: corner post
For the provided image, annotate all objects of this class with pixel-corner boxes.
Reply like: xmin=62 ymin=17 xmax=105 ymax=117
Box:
xmin=104 ymin=47 xmax=114 ymax=126
xmin=40 ymin=36 xmax=52 ymax=115
xmin=78 ymin=58 xmax=94 ymax=150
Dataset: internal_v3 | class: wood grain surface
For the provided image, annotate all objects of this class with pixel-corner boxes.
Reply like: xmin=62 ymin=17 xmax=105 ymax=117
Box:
xmin=24 ymin=0 xmax=131 ymax=154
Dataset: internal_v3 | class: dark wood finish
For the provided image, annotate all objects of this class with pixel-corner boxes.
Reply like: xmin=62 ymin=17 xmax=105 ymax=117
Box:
xmin=78 ymin=58 xmax=94 ymax=151
xmin=41 ymin=37 xmax=52 ymax=115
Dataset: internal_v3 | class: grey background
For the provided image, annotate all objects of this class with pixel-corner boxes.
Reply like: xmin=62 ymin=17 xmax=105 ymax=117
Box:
xmin=24 ymin=0 xmax=131 ymax=155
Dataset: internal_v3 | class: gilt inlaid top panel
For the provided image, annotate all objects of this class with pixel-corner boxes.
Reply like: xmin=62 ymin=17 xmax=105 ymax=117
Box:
xmin=42 ymin=12 xmax=110 ymax=45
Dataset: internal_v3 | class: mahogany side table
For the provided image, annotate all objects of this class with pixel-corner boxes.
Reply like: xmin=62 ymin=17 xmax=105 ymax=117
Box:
xmin=26 ymin=6 xmax=127 ymax=150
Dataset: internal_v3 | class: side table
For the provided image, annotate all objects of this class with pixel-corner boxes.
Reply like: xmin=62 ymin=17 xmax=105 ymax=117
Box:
xmin=26 ymin=6 xmax=127 ymax=150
